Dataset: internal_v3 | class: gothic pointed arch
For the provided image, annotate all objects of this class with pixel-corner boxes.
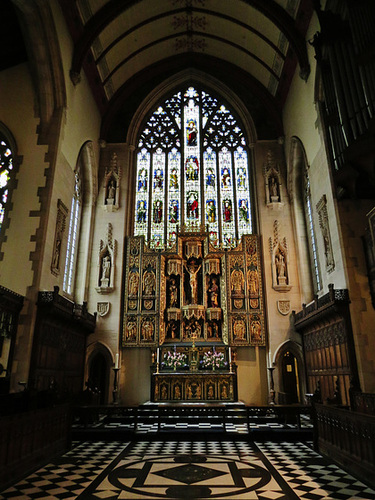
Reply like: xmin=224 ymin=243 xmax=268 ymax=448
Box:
xmin=127 ymin=71 xmax=258 ymax=250
xmin=288 ymin=136 xmax=321 ymax=301
xmin=12 ymin=0 xmax=67 ymax=142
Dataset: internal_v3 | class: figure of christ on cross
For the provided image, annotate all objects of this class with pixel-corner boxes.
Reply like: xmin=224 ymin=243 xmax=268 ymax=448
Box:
xmin=184 ymin=259 xmax=202 ymax=304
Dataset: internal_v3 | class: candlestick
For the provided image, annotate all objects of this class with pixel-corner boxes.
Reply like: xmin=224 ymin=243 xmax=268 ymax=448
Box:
xmin=229 ymin=347 xmax=232 ymax=364
xmin=157 ymin=347 xmax=160 ymax=364
xmin=115 ymin=353 xmax=119 ymax=369
xmin=112 ymin=366 xmax=120 ymax=405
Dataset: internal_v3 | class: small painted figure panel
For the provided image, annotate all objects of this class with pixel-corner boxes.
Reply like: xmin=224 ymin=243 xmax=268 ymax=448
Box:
xmin=186 ymin=119 xmax=198 ymax=146
xmin=223 ymin=199 xmax=232 ymax=222
xmin=153 ymin=199 xmax=163 ymax=224
xmin=206 ymin=199 xmax=216 ymax=223
xmin=169 ymin=199 xmax=179 ymax=223
xmin=239 ymin=199 xmax=249 ymax=222
xmin=137 ymin=200 xmax=147 ymax=223
xmin=185 ymin=156 xmax=199 ymax=181
xmin=187 ymin=191 xmax=199 ymax=219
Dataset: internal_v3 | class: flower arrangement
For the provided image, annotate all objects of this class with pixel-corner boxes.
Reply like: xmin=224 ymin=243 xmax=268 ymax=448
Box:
xmin=162 ymin=350 xmax=188 ymax=370
xmin=200 ymin=349 xmax=227 ymax=370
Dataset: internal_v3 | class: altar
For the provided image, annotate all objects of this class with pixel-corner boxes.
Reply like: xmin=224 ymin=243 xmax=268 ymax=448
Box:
xmin=152 ymin=370 xmax=237 ymax=402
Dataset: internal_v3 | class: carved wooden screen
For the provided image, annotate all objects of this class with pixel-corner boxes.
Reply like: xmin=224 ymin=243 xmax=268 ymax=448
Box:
xmin=294 ymin=287 xmax=359 ymax=406
xmin=122 ymin=233 xmax=265 ymax=348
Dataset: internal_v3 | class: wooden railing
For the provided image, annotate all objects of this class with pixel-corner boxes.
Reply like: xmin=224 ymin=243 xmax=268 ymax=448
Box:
xmin=0 ymin=404 xmax=71 ymax=491
xmin=72 ymin=403 xmax=313 ymax=435
xmin=350 ymin=391 xmax=375 ymax=416
xmin=314 ymin=404 xmax=375 ymax=489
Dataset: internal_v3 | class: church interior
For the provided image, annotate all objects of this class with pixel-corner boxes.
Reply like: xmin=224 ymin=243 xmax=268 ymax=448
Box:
xmin=0 ymin=0 xmax=375 ymax=498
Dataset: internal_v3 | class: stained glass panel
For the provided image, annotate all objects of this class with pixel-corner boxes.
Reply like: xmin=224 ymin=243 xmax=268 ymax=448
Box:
xmin=219 ymin=148 xmax=236 ymax=247
xmin=203 ymin=147 xmax=219 ymax=245
xmin=134 ymin=149 xmax=150 ymax=238
xmin=0 ymin=139 xmax=13 ymax=228
xmin=167 ymin=147 xmax=181 ymax=247
xmin=184 ymin=87 xmax=200 ymax=231
xmin=234 ymin=147 xmax=252 ymax=238
xmin=150 ymin=149 xmax=165 ymax=249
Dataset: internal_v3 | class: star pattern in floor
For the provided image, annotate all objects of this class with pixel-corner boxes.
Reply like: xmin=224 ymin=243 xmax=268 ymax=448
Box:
xmin=1 ymin=440 xmax=374 ymax=499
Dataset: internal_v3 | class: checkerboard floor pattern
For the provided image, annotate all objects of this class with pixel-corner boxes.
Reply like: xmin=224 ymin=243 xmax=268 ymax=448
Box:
xmin=0 ymin=441 xmax=128 ymax=500
xmin=1 ymin=440 xmax=374 ymax=499
xmin=257 ymin=441 xmax=375 ymax=500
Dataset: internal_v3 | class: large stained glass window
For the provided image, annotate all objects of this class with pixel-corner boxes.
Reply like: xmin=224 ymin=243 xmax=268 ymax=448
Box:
xmin=0 ymin=135 xmax=13 ymax=230
xmin=134 ymin=85 xmax=253 ymax=249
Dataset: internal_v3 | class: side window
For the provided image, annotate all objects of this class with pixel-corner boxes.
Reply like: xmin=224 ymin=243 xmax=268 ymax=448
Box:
xmin=0 ymin=131 xmax=15 ymax=234
xmin=303 ymin=168 xmax=321 ymax=293
xmin=63 ymin=166 xmax=82 ymax=295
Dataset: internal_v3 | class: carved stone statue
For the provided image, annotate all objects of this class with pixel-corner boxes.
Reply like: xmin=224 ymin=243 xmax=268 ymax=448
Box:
xmin=269 ymin=176 xmax=279 ymax=202
xmin=106 ymin=180 xmax=116 ymax=203
xmin=276 ymin=251 xmax=286 ymax=283
xmin=100 ymin=255 xmax=111 ymax=286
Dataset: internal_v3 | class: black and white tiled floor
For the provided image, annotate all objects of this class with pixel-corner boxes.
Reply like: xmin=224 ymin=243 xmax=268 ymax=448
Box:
xmin=1 ymin=440 xmax=374 ymax=499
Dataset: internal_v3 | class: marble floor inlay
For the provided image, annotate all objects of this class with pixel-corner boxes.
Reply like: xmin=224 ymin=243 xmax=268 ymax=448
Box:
xmin=1 ymin=440 xmax=374 ymax=499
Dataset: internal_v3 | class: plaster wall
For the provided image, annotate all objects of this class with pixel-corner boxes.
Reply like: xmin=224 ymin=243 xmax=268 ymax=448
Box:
xmin=86 ymin=144 xmax=133 ymax=400
xmin=38 ymin=2 xmax=102 ymax=298
xmin=282 ymin=11 xmax=346 ymax=296
xmin=253 ymin=141 xmax=303 ymax=388
xmin=0 ymin=64 xmax=48 ymax=295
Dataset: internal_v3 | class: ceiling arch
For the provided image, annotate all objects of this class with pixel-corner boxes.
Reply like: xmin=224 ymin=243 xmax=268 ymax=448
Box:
xmin=60 ymin=0 xmax=313 ymax=140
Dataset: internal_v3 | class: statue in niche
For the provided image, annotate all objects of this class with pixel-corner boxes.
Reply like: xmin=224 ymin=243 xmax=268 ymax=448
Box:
xmin=100 ymin=254 xmax=111 ymax=286
xmin=143 ymin=271 xmax=156 ymax=295
xmin=275 ymin=250 xmax=287 ymax=284
xmin=106 ymin=179 xmax=116 ymax=204
xmin=269 ymin=176 xmax=279 ymax=202
xmin=161 ymin=385 xmax=168 ymax=400
xmin=126 ymin=321 xmax=137 ymax=341
xmin=128 ymin=271 xmax=139 ymax=296
xmin=251 ymin=320 xmax=262 ymax=341
xmin=208 ymin=385 xmax=214 ymax=399
xmin=231 ymin=269 xmax=244 ymax=295
xmin=169 ymin=278 xmax=178 ymax=308
xmin=186 ymin=319 xmax=201 ymax=339
xmin=185 ymin=259 xmax=201 ymax=304
xmin=142 ymin=319 xmax=154 ymax=340
xmin=167 ymin=321 xmax=179 ymax=339
xmin=233 ymin=319 xmax=246 ymax=340
xmin=248 ymin=269 xmax=259 ymax=297
xmin=207 ymin=322 xmax=219 ymax=339
xmin=174 ymin=384 xmax=181 ymax=399
xmin=208 ymin=277 xmax=219 ymax=308
xmin=221 ymin=384 xmax=228 ymax=399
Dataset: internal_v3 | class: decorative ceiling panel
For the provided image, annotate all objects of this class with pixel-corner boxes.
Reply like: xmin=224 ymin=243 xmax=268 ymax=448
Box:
xmin=62 ymin=0 xmax=312 ymax=136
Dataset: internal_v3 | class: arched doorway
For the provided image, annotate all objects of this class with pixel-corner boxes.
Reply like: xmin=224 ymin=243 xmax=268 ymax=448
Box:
xmin=88 ymin=352 xmax=109 ymax=405
xmin=280 ymin=351 xmax=299 ymax=404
